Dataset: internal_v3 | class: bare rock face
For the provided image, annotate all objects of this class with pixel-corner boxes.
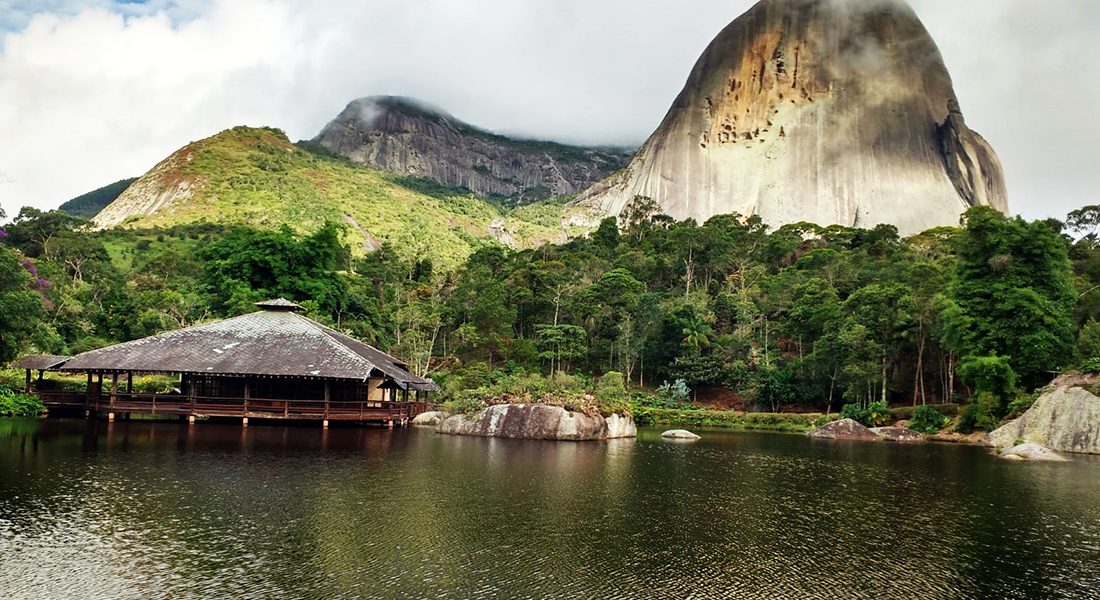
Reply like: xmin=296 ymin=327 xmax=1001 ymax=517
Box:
xmin=807 ymin=418 xmax=878 ymax=440
xmin=989 ymin=386 xmax=1100 ymax=455
xmin=576 ymin=0 xmax=1008 ymax=235
xmin=92 ymin=146 xmax=201 ymax=229
xmin=314 ymin=96 xmax=631 ymax=202
xmin=436 ymin=404 xmax=637 ymax=441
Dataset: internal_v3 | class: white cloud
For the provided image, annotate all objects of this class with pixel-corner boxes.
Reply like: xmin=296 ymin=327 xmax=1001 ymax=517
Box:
xmin=1 ymin=0 xmax=1098 ymax=222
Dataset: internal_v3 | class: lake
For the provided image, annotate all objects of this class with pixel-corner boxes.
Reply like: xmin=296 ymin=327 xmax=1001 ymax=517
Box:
xmin=1 ymin=417 xmax=1099 ymax=599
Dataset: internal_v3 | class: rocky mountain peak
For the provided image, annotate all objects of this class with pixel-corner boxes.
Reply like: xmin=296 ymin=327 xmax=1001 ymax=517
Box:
xmin=313 ymin=96 xmax=631 ymax=202
xmin=575 ymin=0 xmax=1008 ymax=234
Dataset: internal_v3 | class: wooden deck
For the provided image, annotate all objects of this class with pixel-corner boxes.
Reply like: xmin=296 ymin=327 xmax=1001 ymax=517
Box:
xmin=37 ymin=390 xmax=429 ymax=425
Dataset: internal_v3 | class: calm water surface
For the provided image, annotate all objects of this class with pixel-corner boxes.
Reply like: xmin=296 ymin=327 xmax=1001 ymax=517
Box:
xmin=1 ymin=417 xmax=1099 ymax=599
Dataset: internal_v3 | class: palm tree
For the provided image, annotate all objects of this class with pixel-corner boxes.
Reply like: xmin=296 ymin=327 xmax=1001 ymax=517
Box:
xmin=682 ymin=316 xmax=713 ymax=353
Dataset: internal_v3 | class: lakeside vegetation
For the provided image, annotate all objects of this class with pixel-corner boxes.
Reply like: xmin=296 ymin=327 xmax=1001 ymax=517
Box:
xmin=3 ymin=195 xmax=1100 ymax=435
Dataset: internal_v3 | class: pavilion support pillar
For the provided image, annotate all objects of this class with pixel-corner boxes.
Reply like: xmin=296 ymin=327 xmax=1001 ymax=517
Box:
xmin=127 ymin=371 xmax=133 ymax=393
xmin=323 ymin=381 xmax=330 ymax=426
xmin=108 ymin=372 xmax=119 ymax=422
xmin=187 ymin=374 xmax=196 ymax=418
xmin=24 ymin=369 xmax=31 ymax=394
xmin=243 ymin=381 xmax=250 ymax=419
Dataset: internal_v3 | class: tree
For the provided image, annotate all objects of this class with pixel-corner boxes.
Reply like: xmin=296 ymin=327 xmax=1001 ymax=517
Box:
xmin=681 ymin=315 xmax=713 ymax=353
xmin=0 ymin=246 xmax=46 ymax=363
xmin=535 ymin=324 xmax=586 ymax=374
xmin=947 ymin=207 xmax=1076 ymax=388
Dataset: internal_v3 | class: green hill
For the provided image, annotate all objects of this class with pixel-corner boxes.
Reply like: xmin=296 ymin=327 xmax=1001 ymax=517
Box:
xmin=92 ymin=126 xmax=587 ymax=270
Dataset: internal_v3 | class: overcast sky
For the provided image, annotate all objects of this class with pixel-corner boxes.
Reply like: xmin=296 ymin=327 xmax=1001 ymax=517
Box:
xmin=0 ymin=0 xmax=1097 ymax=223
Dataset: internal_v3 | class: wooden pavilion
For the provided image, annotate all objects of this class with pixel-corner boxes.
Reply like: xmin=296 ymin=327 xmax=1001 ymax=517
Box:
xmin=14 ymin=299 xmax=438 ymax=427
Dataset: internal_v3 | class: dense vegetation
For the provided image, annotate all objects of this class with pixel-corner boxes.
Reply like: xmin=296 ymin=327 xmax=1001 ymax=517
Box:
xmin=2 ymin=197 xmax=1098 ymax=432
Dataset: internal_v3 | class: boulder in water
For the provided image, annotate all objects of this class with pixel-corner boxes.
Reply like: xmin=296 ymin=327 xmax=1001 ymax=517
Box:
xmin=436 ymin=404 xmax=636 ymax=441
xmin=661 ymin=429 xmax=702 ymax=441
xmin=989 ymin=385 xmax=1100 ymax=455
xmin=807 ymin=418 xmax=878 ymax=440
xmin=1000 ymin=443 xmax=1068 ymax=462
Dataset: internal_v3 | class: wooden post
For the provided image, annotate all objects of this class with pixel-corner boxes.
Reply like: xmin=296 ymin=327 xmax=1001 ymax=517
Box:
xmin=109 ymin=372 xmax=119 ymax=421
xmin=323 ymin=380 xmax=330 ymax=425
xmin=243 ymin=380 xmax=250 ymax=418
xmin=24 ymin=369 xmax=31 ymax=393
xmin=187 ymin=374 xmax=196 ymax=417
xmin=127 ymin=371 xmax=133 ymax=393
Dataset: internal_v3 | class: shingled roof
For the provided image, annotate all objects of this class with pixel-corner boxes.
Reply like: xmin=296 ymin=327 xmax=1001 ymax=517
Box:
xmin=57 ymin=300 xmax=438 ymax=389
xmin=11 ymin=354 xmax=72 ymax=370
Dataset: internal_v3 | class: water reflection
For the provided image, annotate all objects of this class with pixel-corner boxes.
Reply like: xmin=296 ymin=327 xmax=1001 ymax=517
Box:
xmin=1 ymin=418 xmax=1099 ymax=599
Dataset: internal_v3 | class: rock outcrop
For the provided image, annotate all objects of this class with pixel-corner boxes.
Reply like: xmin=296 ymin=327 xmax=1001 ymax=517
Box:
xmin=575 ymin=0 xmax=1008 ymax=235
xmin=314 ymin=96 xmax=631 ymax=202
xmin=989 ymin=385 xmax=1100 ymax=455
xmin=436 ymin=404 xmax=636 ymax=441
xmin=807 ymin=418 xmax=878 ymax=440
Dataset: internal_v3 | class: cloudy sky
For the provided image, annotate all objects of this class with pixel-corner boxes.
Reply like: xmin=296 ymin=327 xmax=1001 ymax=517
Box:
xmin=0 ymin=0 xmax=1097 ymax=222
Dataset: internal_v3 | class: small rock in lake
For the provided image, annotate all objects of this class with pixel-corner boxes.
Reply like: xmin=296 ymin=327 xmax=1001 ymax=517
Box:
xmin=1000 ymin=443 xmax=1068 ymax=462
xmin=661 ymin=429 xmax=701 ymax=440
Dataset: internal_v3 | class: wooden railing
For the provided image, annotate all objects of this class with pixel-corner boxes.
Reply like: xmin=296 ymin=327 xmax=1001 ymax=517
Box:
xmin=34 ymin=390 xmax=430 ymax=422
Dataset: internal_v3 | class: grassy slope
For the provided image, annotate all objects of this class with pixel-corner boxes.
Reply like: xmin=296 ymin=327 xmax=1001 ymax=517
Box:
xmin=113 ymin=126 xmax=583 ymax=270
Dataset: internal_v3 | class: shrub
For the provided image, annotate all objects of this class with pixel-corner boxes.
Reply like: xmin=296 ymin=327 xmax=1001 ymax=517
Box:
xmin=839 ymin=401 xmax=890 ymax=427
xmin=909 ymin=405 xmax=950 ymax=434
xmin=594 ymin=371 xmax=630 ymax=417
xmin=955 ymin=392 xmax=1000 ymax=433
xmin=652 ymin=379 xmax=690 ymax=408
xmin=441 ymin=396 xmax=486 ymax=416
xmin=840 ymin=402 xmax=866 ymax=423
xmin=0 ymin=386 xmax=45 ymax=417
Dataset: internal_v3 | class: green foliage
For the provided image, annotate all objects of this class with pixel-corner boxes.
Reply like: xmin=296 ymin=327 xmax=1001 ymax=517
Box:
xmin=632 ymin=406 xmax=822 ymax=432
xmin=958 ymin=355 xmax=1017 ymax=417
xmin=652 ymin=380 xmax=691 ymax=408
xmin=946 ymin=207 xmax=1075 ymax=388
xmin=839 ymin=400 xmax=890 ymax=427
xmin=0 ymin=246 xmax=47 ymax=364
xmin=909 ymin=405 xmax=950 ymax=434
xmin=594 ymin=371 xmax=630 ymax=417
xmin=955 ymin=392 xmax=1001 ymax=433
xmin=0 ymin=385 xmax=45 ymax=416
